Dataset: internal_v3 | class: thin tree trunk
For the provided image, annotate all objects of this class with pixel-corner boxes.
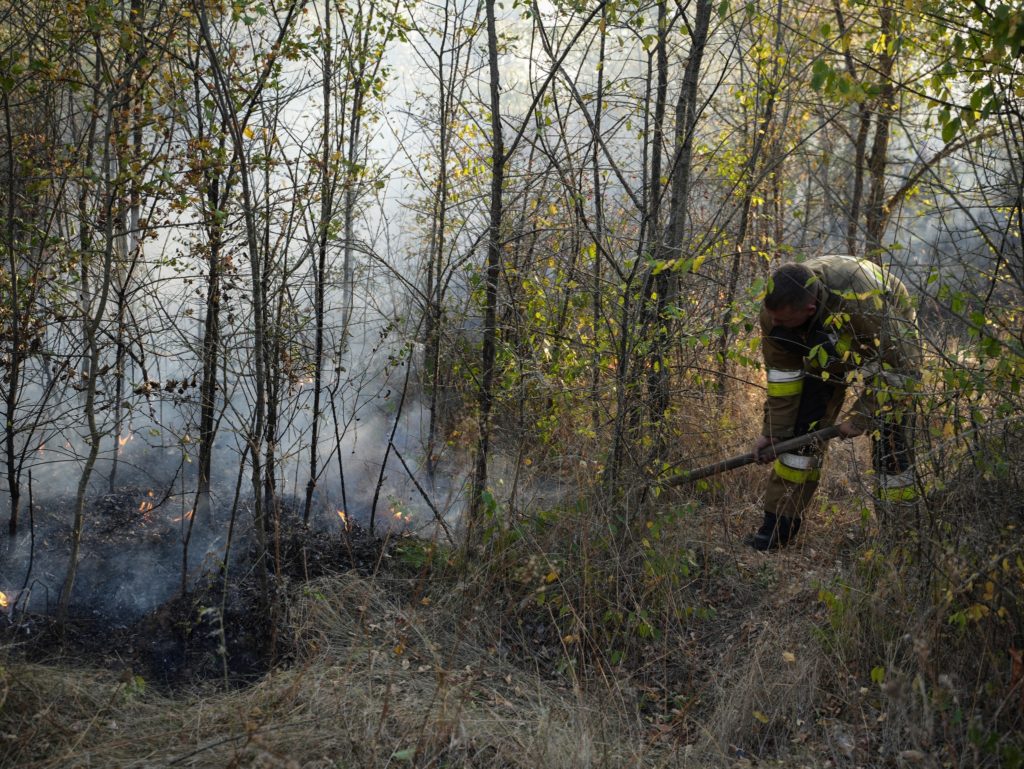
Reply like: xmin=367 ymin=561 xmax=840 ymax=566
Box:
xmin=423 ymin=0 xmax=459 ymax=480
xmin=833 ymin=0 xmax=869 ymax=255
xmin=2 ymin=89 xmax=23 ymax=539
xmin=304 ymin=0 xmax=333 ymax=524
xmin=60 ymin=109 xmax=120 ymax=620
xmin=468 ymin=0 xmax=505 ymax=531
xmin=864 ymin=0 xmax=895 ymax=257
xmin=647 ymin=0 xmax=712 ymax=423
xmin=195 ymin=166 xmax=225 ymax=523
xmin=589 ymin=4 xmax=607 ymax=433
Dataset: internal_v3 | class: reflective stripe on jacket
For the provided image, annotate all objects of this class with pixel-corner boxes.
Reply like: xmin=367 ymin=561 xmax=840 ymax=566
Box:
xmin=760 ymin=255 xmax=921 ymax=439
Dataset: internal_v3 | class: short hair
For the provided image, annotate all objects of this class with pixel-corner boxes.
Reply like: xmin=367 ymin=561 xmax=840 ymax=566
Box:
xmin=765 ymin=263 xmax=817 ymax=310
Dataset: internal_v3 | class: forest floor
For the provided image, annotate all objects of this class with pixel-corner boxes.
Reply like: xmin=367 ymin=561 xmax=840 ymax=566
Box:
xmin=0 ymin=457 xmax=1003 ymax=768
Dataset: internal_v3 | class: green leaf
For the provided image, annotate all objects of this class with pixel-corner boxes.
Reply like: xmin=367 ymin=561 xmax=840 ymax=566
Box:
xmin=870 ymin=666 xmax=886 ymax=684
xmin=811 ymin=59 xmax=830 ymax=91
xmin=942 ymin=117 xmax=961 ymax=143
xmin=392 ymin=748 xmax=416 ymax=762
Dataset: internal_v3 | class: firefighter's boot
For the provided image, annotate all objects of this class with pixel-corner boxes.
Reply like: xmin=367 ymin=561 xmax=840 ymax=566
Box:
xmin=747 ymin=512 xmax=801 ymax=551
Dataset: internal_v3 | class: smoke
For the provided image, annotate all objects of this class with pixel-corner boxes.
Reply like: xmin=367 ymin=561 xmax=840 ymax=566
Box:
xmin=0 ymin=241 xmax=470 ymax=621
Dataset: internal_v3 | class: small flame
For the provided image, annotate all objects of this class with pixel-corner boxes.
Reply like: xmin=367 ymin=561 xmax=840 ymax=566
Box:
xmin=139 ymin=500 xmax=154 ymax=514
xmin=172 ymin=509 xmax=194 ymax=523
xmin=37 ymin=443 xmax=45 ymax=456
xmin=0 ymin=591 xmax=8 ymax=609
xmin=118 ymin=434 xmax=132 ymax=447
xmin=337 ymin=509 xmax=349 ymax=530
xmin=391 ymin=507 xmax=406 ymax=521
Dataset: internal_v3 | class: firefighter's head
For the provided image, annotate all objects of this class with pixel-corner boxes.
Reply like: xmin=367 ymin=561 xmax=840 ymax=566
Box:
xmin=764 ymin=263 xmax=818 ymax=328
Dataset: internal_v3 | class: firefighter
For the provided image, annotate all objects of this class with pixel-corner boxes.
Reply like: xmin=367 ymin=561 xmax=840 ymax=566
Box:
xmin=749 ymin=255 xmax=922 ymax=551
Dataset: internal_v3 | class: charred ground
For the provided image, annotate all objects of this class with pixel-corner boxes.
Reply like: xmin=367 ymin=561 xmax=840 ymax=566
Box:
xmin=0 ymin=489 xmax=402 ymax=688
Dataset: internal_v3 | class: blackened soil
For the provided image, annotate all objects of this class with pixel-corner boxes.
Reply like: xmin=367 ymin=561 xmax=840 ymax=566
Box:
xmin=0 ymin=493 xmax=399 ymax=689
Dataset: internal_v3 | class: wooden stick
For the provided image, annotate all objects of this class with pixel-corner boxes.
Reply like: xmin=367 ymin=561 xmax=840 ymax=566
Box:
xmin=662 ymin=424 xmax=843 ymax=487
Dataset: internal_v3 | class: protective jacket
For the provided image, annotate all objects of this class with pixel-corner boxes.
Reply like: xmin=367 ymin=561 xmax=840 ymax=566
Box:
xmin=760 ymin=255 xmax=920 ymax=440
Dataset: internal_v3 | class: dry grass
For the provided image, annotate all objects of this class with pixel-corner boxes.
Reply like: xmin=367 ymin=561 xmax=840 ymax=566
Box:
xmin=0 ymin=571 xmax=670 ymax=769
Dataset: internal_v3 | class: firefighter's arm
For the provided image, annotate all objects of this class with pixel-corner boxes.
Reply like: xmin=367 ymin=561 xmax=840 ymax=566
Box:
xmin=760 ymin=322 xmax=806 ymax=440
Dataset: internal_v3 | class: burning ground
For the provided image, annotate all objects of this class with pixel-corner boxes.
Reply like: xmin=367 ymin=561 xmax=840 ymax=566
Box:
xmin=0 ymin=486 xmax=398 ymax=688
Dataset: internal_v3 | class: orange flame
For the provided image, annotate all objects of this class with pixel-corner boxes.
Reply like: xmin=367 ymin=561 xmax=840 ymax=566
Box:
xmin=337 ymin=509 xmax=349 ymax=529
xmin=139 ymin=500 xmax=154 ymax=514
xmin=0 ymin=591 xmax=8 ymax=609
xmin=118 ymin=434 xmax=132 ymax=447
xmin=172 ymin=509 xmax=194 ymax=523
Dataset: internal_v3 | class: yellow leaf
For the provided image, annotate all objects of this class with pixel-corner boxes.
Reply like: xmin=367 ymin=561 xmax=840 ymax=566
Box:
xmin=965 ymin=603 xmax=990 ymax=622
xmin=753 ymin=710 xmax=770 ymax=724
xmin=548 ymin=204 xmax=558 ymax=215
xmin=782 ymin=651 xmax=796 ymax=663
xmin=545 ymin=570 xmax=558 ymax=583
xmin=243 ymin=126 xmax=254 ymax=139
xmin=393 ymin=643 xmax=405 ymax=655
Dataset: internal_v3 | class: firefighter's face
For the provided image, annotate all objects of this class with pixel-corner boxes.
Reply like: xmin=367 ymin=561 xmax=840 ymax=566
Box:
xmin=767 ymin=302 xmax=816 ymax=329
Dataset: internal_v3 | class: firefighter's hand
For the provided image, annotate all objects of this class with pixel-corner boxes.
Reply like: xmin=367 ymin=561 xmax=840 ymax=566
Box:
xmin=837 ymin=419 xmax=864 ymax=438
xmin=754 ymin=435 xmax=776 ymax=464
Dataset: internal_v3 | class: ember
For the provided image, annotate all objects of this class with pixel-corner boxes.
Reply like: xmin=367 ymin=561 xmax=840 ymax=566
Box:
xmin=139 ymin=500 xmax=154 ymax=514
xmin=171 ymin=509 xmax=194 ymax=523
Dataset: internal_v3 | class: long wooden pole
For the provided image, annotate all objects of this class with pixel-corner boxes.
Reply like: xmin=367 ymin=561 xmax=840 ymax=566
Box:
xmin=663 ymin=424 xmax=843 ymax=487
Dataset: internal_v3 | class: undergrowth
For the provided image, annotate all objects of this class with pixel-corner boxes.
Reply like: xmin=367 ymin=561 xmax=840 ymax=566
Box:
xmin=2 ymin=401 xmax=1022 ymax=768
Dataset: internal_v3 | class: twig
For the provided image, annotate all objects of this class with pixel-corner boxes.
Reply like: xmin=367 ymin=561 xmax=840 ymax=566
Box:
xmin=391 ymin=445 xmax=454 ymax=545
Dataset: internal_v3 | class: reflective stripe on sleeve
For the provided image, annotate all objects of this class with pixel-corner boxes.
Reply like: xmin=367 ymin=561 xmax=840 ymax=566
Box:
xmin=777 ymin=452 xmax=822 ymax=470
xmin=773 ymin=458 xmax=821 ymax=484
xmin=879 ymin=470 xmax=915 ymax=489
xmin=766 ymin=368 xmax=804 ymax=397
xmin=877 ymin=470 xmax=918 ymax=501
xmin=877 ymin=485 xmax=919 ymax=502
